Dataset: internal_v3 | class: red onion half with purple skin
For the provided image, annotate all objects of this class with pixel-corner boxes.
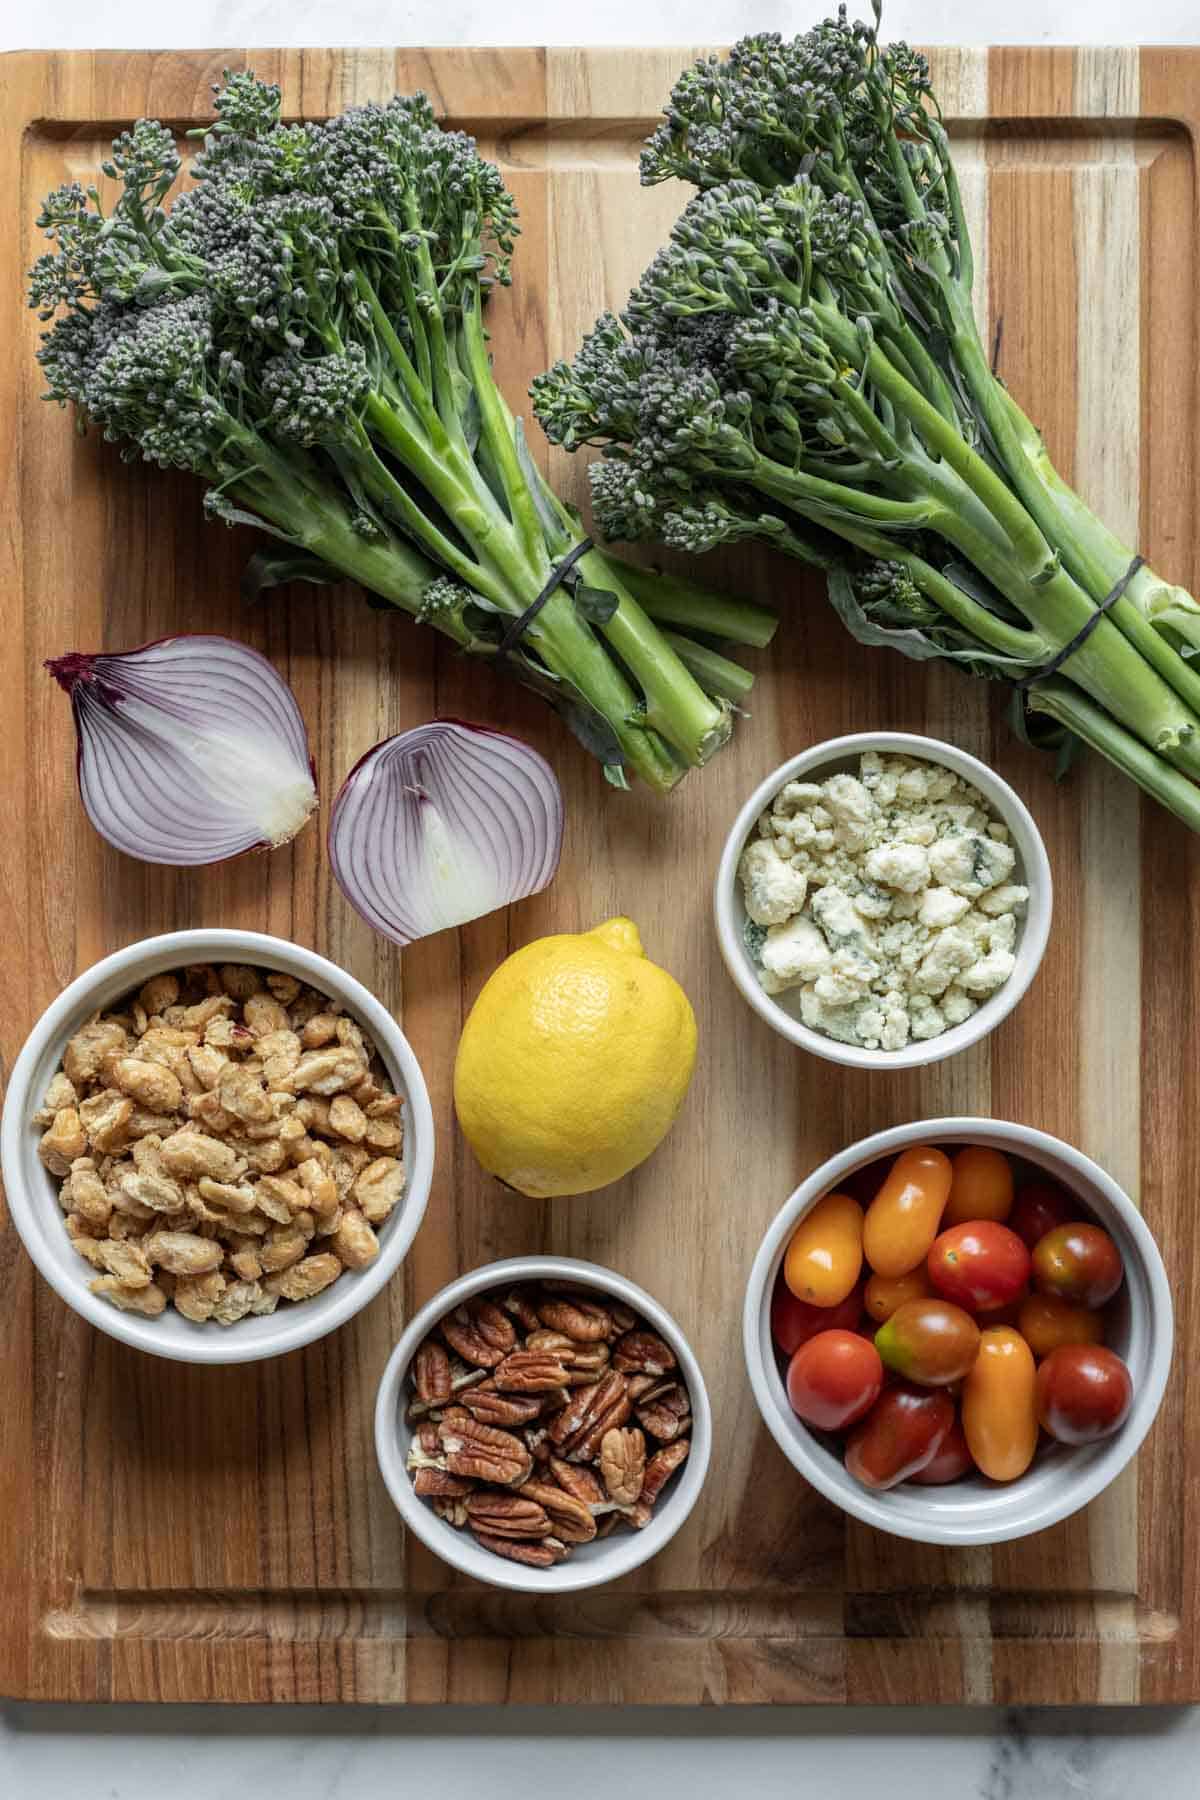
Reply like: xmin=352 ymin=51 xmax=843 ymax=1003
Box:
xmin=47 ymin=635 xmax=318 ymax=866
xmin=328 ymin=721 xmax=563 ymax=946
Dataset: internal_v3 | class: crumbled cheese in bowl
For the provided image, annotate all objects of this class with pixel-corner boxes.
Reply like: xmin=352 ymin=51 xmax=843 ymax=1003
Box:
xmin=737 ymin=752 xmax=1029 ymax=1052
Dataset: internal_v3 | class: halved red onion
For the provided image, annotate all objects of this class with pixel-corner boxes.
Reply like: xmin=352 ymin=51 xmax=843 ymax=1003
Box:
xmin=47 ymin=636 xmax=318 ymax=866
xmin=329 ymin=721 xmax=563 ymax=946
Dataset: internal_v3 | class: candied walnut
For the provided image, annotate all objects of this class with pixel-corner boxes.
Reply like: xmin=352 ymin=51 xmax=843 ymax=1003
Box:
xmin=493 ymin=1349 xmax=571 ymax=1394
xmin=331 ymin=1144 xmax=371 ymax=1202
xmin=299 ymin=1012 xmax=339 ymax=1049
xmin=185 ymin=1044 xmax=228 ymax=1092
xmin=218 ymin=964 xmax=262 ymax=1001
xmin=90 ymin=1236 xmax=152 ymax=1287
xmin=204 ymin=1016 xmax=254 ymax=1053
xmin=258 ymin=1029 xmax=301 ymax=1084
xmin=231 ymin=1135 xmax=288 ymax=1174
xmin=363 ymin=1115 xmax=403 ymax=1152
xmin=182 ymin=994 xmax=236 ymax=1031
xmin=262 ymin=1252 xmax=341 ymax=1302
xmin=295 ymin=1095 xmax=332 ymax=1135
xmin=517 ymin=1481 xmax=598 ymax=1545
xmin=327 ymin=1094 xmax=367 ymax=1142
xmin=612 ymin=1329 xmax=676 ymax=1377
xmin=38 ymin=1107 xmax=88 ymax=1176
xmin=259 ymin=1223 xmax=310 ymax=1274
xmin=65 ymin=1158 xmax=113 ymax=1229
xmin=413 ymin=1337 xmax=453 ymax=1406
xmin=353 ymin=1156 xmax=406 ymax=1224
xmin=441 ymin=1299 xmax=517 ymax=1369
xmin=460 ymin=1385 xmax=543 ymax=1428
xmin=34 ymin=1071 xmax=77 ymax=1128
xmin=196 ymin=1175 xmax=258 ymax=1216
xmin=548 ymin=1457 xmax=606 ymax=1507
xmin=90 ymin=1276 xmax=167 ymax=1317
xmin=463 ymin=1492 xmax=550 ymax=1540
xmin=599 ymin=1427 xmax=646 ymax=1506
xmin=125 ymin=1106 xmax=180 ymax=1142
xmin=118 ymin=1168 xmax=185 ymax=1214
xmin=264 ymin=971 xmax=300 ymax=1006
xmin=160 ymin=1127 xmax=246 ymax=1183
xmin=413 ymin=1468 xmax=475 ymax=1499
xmin=255 ymin=1173 xmax=304 ymax=1223
xmin=640 ymin=1438 xmax=690 ymax=1505
xmin=212 ymin=1279 xmax=263 ymax=1325
xmin=229 ymin=1246 xmax=263 ymax=1282
xmin=241 ymin=992 xmax=289 ymax=1037
xmin=143 ymin=1230 xmax=223 ymax=1276
xmin=437 ymin=1408 xmax=532 ymax=1486
xmin=110 ymin=1056 xmax=182 ymax=1115
xmin=63 ymin=1018 xmax=128 ymax=1087
xmin=470 ymin=1531 xmax=567 ymax=1568
xmin=330 ymin=1207 xmax=379 ymax=1270
xmin=138 ymin=973 xmax=180 ymax=1016
xmin=635 ymin=1382 xmax=691 ymax=1443
xmin=173 ymin=1270 xmax=227 ymax=1322
xmin=536 ymin=1296 xmax=612 ymax=1342
xmin=294 ymin=1156 xmax=338 ymax=1217
xmin=216 ymin=1062 xmax=272 ymax=1125
xmin=282 ymin=1047 xmax=362 ymax=1096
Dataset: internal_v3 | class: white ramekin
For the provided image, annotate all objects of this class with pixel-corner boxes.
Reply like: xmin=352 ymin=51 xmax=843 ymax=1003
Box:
xmin=375 ymin=1255 xmax=711 ymax=1593
xmin=743 ymin=1119 xmax=1173 ymax=1546
xmin=713 ymin=731 xmax=1053 ymax=1069
xmin=1 ymin=928 xmax=434 ymax=1365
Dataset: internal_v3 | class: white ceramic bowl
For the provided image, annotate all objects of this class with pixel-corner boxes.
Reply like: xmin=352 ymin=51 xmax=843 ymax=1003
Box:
xmin=375 ymin=1255 xmax=711 ymax=1592
xmin=714 ymin=731 xmax=1053 ymax=1069
xmin=0 ymin=928 xmax=434 ymax=1365
xmin=743 ymin=1119 xmax=1173 ymax=1546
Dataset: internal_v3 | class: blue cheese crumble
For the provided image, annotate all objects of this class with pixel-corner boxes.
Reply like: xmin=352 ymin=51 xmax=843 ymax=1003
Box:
xmin=737 ymin=752 xmax=1028 ymax=1050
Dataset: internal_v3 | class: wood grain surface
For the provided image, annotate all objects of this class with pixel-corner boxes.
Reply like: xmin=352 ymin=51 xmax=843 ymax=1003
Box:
xmin=1 ymin=43 xmax=1197 ymax=1705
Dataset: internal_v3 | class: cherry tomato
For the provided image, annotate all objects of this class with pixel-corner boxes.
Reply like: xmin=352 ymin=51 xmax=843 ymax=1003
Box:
xmin=784 ymin=1192 xmax=864 ymax=1307
xmin=862 ymin=1146 xmax=953 ymax=1278
xmin=874 ymin=1299 xmax=981 ymax=1387
xmin=772 ymin=1275 xmax=865 ymax=1357
xmin=962 ymin=1326 xmax=1038 ymax=1481
xmin=1035 ymin=1345 xmax=1133 ymax=1445
xmin=1017 ymin=1292 xmax=1105 ymax=1359
xmin=1032 ymin=1223 xmax=1123 ymax=1308
xmin=943 ymin=1145 xmax=1014 ymax=1226
xmin=845 ymin=1383 xmax=954 ymax=1490
xmin=1010 ymin=1182 xmax=1075 ymax=1249
xmin=864 ymin=1266 xmax=932 ymax=1324
xmin=928 ymin=1221 xmax=1031 ymax=1312
xmin=786 ymin=1330 xmax=884 ymax=1432
xmin=910 ymin=1420 xmax=974 ymax=1485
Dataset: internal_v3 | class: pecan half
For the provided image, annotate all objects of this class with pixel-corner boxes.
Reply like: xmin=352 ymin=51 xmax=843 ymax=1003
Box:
xmin=608 ymin=1300 xmax=638 ymax=1334
xmin=536 ymin=1296 xmax=612 ymax=1342
xmin=413 ymin=1468 xmax=475 ymax=1499
xmin=441 ymin=1299 xmax=517 ymax=1367
xmin=548 ymin=1457 xmax=606 ymax=1507
xmin=525 ymin=1329 xmax=610 ymax=1382
xmin=518 ymin=1481 xmax=598 ymax=1544
xmin=550 ymin=1371 xmax=632 ymax=1463
xmin=640 ymin=1437 xmax=690 ymax=1504
xmin=498 ymin=1286 xmax=543 ymax=1333
xmin=438 ymin=1407 xmax=532 ymax=1486
xmin=612 ymin=1329 xmax=677 ymax=1377
xmin=470 ymin=1530 xmax=569 ymax=1568
xmin=463 ymin=1492 xmax=550 ymax=1540
xmin=434 ymin=1495 xmax=470 ymax=1527
xmin=600 ymin=1427 xmax=646 ymax=1506
xmin=413 ymin=1336 xmax=452 ymax=1406
xmin=635 ymin=1382 xmax=691 ymax=1443
xmin=493 ymin=1349 xmax=571 ymax=1393
xmin=460 ymin=1384 xmax=544 ymax=1428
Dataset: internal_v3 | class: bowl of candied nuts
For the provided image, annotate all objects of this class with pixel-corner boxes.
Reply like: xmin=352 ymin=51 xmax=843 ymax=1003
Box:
xmin=374 ymin=1256 xmax=712 ymax=1591
xmin=1 ymin=928 xmax=434 ymax=1363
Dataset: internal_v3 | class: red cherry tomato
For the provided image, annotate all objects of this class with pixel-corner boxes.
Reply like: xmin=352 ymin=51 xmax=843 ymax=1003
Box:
xmin=1032 ymin=1223 xmax=1124 ymax=1308
xmin=928 ymin=1221 xmax=1032 ymax=1312
xmin=844 ymin=1383 xmax=955 ymax=1490
xmin=786 ymin=1330 xmax=883 ymax=1432
xmin=1035 ymin=1344 xmax=1133 ymax=1444
xmin=910 ymin=1419 xmax=973 ymax=1485
xmin=772 ymin=1276 xmax=865 ymax=1357
xmin=1010 ymin=1182 xmax=1075 ymax=1249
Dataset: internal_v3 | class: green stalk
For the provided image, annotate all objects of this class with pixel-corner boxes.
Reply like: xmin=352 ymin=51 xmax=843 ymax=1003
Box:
xmin=662 ymin=631 xmax=756 ymax=701
xmin=1027 ymin=678 xmax=1200 ymax=834
xmin=608 ymin=559 xmax=778 ymax=647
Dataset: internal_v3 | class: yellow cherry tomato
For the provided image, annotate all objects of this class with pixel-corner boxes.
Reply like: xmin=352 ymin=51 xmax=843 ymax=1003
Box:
xmin=1017 ymin=1292 xmax=1105 ymax=1359
xmin=962 ymin=1325 xmax=1038 ymax=1481
xmin=864 ymin=1265 xmax=932 ymax=1324
xmin=862 ymin=1146 xmax=952 ymax=1279
xmin=943 ymin=1145 xmax=1015 ymax=1227
xmin=784 ymin=1192 xmax=864 ymax=1308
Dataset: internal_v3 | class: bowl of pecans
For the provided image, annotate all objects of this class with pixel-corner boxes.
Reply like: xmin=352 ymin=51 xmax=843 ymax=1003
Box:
xmin=374 ymin=1256 xmax=712 ymax=1591
xmin=1 ymin=928 xmax=434 ymax=1363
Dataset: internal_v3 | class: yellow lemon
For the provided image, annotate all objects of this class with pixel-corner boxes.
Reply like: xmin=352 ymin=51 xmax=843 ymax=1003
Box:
xmin=453 ymin=916 xmax=697 ymax=1198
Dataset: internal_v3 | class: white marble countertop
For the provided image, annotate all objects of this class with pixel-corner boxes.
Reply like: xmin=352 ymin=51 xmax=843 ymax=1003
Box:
xmin=4 ymin=2 xmax=1200 ymax=1794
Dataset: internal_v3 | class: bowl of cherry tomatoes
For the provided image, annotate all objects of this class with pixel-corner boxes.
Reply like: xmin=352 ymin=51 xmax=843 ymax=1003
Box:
xmin=743 ymin=1119 xmax=1173 ymax=1544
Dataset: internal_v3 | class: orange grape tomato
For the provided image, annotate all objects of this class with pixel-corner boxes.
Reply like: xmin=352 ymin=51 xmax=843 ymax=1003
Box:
xmin=862 ymin=1145 xmax=953 ymax=1278
xmin=943 ymin=1145 xmax=1015 ymax=1226
xmin=864 ymin=1266 xmax=932 ymax=1324
xmin=962 ymin=1326 xmax=1038 ymax=1482
xmin=783 ymin=1192 xmax=864 ymax=1308
xmin=1018 ymin=1292 xmax=1105 ymax=1359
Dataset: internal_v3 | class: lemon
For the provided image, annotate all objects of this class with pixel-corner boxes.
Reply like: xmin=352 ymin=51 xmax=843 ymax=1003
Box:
xmin=453 ymin=916 xmax=697 ymax=1198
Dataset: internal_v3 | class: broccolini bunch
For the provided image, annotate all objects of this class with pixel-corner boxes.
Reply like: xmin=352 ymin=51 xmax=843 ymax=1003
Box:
xmin=534 ymin=7 xmax=1200 ymax=829
xmin=30 ymin=73 xmax=775 ymax=791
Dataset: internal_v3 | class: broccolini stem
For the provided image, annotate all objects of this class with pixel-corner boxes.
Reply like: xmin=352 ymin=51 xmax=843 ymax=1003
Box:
xmin=661 ymin=631 xmax=756 ymax=702
xmin=1027 ymin=678 xmax=1200 ymax=834
xmin=607 ymin=559 xmax=778 ymax=647
xmin=353 ymin=267 xmax=450 ymax=453
xmin=459 ymin=282 xmax=548 ymax=573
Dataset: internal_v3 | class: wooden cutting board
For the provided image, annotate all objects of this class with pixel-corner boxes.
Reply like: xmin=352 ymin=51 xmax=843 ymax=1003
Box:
xmin=1 ymin=42 xmax=1198 ymax=1706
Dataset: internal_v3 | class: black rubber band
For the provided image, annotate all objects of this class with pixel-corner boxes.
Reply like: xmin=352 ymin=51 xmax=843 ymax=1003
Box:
xmin=495 ymin=536 xmax=594 ymax=662
xmin=1013 ymin=554 xmax=1144 ymax=691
